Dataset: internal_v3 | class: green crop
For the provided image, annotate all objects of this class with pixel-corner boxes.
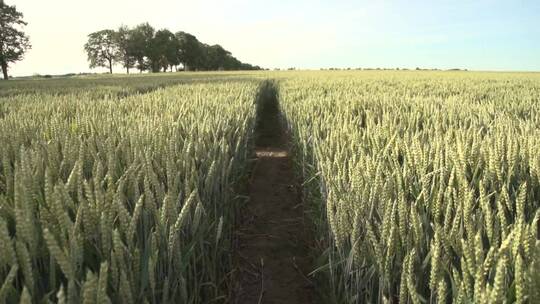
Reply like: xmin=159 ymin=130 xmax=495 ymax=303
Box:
xmin=0 ymin=79 xmax=258 ymax=303
xmin=281 ymin=71 xmax=540 ymax=303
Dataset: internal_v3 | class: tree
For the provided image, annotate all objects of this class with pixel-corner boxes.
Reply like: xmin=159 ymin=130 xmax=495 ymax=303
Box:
xmin=148 ymin=29 xmax=176 ymax=72
xmin=195 ymin=42 xmax=210 ymax=70
xmin=83 ymin=23 xmax=261 ymax=73
xmin=0 ymin=3 xmax=31 ymax=80
xmin=224 ymin=55 xmax=242 ymax=70
xmin=175 ymin=31 xmax=202 ymax=71
xmin=115 ymin=25 xmax=136 ymax=74
xmin=130 ymin=23 xmax=154 ymax=72
xmin=165 ymin=34 xmax=181 ymax=72
xmin=205 ymin=44 xmax=230 ymax=70
xmin=84 ymin=29 xmax=118 ymax=74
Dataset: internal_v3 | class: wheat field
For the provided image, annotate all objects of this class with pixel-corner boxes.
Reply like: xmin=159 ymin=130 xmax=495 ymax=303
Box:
xmin=1 ymin=71 xmax=539 ymax=303
xmin=280 ymin=71 xmax=540 ymax=303
xmin=0 ymin=75 xmax=258 ymax=303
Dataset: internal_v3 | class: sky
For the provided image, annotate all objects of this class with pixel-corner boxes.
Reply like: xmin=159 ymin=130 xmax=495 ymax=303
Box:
xmin=6 ymin=0 xmax=540 ymax=76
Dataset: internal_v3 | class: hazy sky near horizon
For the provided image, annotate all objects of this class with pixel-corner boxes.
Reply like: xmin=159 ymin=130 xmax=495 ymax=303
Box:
xmin=7 ymin=0 xmax=540 ymax=76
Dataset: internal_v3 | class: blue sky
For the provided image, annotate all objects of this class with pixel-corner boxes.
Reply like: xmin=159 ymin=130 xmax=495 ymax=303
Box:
xmin=9 ymin=0 xmax=540 ymax=75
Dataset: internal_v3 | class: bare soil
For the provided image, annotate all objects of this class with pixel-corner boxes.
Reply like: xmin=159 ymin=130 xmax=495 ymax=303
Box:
xmin=234 ymin=104 xmax=314 ymax=303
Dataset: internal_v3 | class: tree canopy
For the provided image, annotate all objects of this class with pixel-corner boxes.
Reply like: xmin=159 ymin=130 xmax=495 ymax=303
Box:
xmin=0 ymin=2 xmax=31 ymax=80
xmin=115 ymin=25 xmax=136 ymax=74
xmin=84 ymin=30 xmax=118 ymax=74
xmin=84 ymin=23 xmax=261 ymax=73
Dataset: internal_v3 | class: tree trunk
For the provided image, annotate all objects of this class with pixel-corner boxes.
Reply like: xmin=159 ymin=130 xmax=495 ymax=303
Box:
xmin=1 ymin=60 xmax=8 ymax=80
xmin=126 ymin=56 xmax=130 ymax=74
xmin=108 ymin=59 xmax=113 ymax=74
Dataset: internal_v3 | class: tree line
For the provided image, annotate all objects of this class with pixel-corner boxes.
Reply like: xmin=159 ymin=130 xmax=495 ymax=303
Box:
xmin=84 ymin=23 xmax=262 ymax=74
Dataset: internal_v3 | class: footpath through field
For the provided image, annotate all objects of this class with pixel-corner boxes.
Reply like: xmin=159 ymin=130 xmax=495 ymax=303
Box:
xmin=235 ymin=86 xmax=314 ymax=303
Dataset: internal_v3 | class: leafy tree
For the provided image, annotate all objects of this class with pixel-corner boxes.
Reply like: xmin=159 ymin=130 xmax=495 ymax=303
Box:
xmin=84 ymin=23 xmax=261 ymax=73
xmin=165 ymin=34 xmax=181 ymax=72
xmin=130 ymin=23 xmax=154 ymax=72
xmin=175 ymin=31 xmax=202 ymax=71
xmin=0 ymin=3 xmax=31 ymax=80
xmin=149 ymin=29 xmax=176 ymax=72
xmin=115 ymin=25 xmax=136 ymax=74
xmin=206 ymin=44 xmax=230 ymax=70
xmin=195 ymin=42 xmax=210 ymax=70
xmin=84 ymin=29 xmax=118 ymax=74
xmin=224 ymin=55 xmax=242 ymax=70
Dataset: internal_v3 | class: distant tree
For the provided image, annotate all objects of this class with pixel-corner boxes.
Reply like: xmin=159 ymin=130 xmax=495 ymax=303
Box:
xmin=195 ymin=42 xmax=210 ymax=70
xmin=175 ymin=31 xmax=201 ymax=71
xmin=206 ymin=44 xmax=230 ymax=70
xmin=84 ymin=23 xmax=261 ymax=73
xmin=115 ymin=25 xmax=136 ymax=74
xmin=0 ymin=3 xmax=31 ymax=80
xmin=84 ymin=29 xmax=118 ymax=74
xmin=165 ymin=35 xmax=181 ymax=72
xmin=148 ymin=29 xmax=176 ymax=72
xmin=130 ymin=23 xmax=155 ymax=72
xmin=223 ymin=54 xmax=241 ymax=70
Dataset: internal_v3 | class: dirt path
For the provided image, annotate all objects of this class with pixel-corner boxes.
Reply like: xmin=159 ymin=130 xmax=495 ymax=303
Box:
xmin=234 ymin=94 xmax=314 ymax=303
